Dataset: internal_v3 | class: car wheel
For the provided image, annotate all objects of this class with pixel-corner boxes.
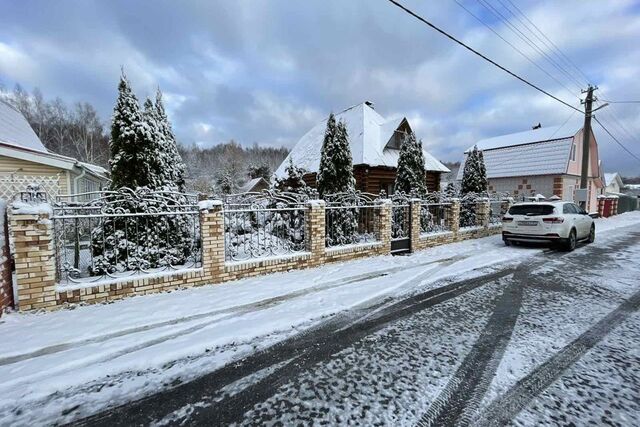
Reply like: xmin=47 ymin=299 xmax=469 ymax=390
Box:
xmin=587 ymin=225 xmax=595 ymax=243
xmin=504 ymin=239 xmax=512 ymax=247
xmin=563 ymin=229 xmax=577 ymax=251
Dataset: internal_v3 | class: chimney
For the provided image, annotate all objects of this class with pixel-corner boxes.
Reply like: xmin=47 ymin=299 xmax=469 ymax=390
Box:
xmin=532 ymin=122 xmax=542 ymax=130
xmin=364 ymin=101 xmax=375 ymax=109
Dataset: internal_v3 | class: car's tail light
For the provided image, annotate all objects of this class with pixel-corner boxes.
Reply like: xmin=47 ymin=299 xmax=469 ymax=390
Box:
xmin=543 ymin=217 xmax=564 ymax=224
xmin=502 ymin=217 xmax=513 ymax=222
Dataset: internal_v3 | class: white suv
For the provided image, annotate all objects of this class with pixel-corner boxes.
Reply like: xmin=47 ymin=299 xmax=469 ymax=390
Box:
xmin=501 ymin=201 xmax=595 ymax=251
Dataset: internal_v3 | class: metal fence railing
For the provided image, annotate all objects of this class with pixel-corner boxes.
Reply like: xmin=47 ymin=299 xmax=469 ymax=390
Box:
xmin=420 ymin=203 xmax=450 ymax=234
xmin=224 ymin=206 xmax=307 ymax=262
xmin=325 ymin=205 xmax=379 ymax=248
xmin=52 ymin=189 xmax=201 ymax=285
xmin=489 ymin=200 xmax=506 ymax=226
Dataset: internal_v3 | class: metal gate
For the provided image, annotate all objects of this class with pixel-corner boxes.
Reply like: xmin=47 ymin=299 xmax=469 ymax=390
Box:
xmin=391 ymin=201 xmax=411 ymax=254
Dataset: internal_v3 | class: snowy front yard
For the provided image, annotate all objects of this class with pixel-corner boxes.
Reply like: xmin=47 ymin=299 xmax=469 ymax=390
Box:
xmin=1 ymin=212 xmax=639 ymax=425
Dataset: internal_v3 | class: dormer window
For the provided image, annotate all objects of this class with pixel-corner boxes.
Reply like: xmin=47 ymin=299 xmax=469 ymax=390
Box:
xmin=387 ymin=130 xmax=406 ymax=149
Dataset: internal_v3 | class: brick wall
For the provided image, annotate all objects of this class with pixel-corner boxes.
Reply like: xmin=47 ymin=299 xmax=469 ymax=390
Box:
xmin=0 ymin=208 xmax=12 ymax=315
xmin=9 ymin=198 xmax=507 ymax=311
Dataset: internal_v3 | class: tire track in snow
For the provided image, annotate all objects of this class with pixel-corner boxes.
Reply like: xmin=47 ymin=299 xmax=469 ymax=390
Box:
xmin=474 ymin=287 xmax=640 ymax=427
xmin=0 ymin=256 xmax=463 ymax=367
xmin=415 ymin=270 xmax=527 ymax=427
xmin=76 ymin=268 xmax=516 ymax=426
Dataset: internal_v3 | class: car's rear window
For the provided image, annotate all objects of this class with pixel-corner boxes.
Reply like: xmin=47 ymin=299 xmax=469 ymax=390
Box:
xmin=508 ymin=204 xmax=555 ymax=216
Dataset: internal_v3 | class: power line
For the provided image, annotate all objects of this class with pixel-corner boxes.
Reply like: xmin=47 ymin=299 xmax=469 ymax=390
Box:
xmin=384 ymin=0 xmax=583 ymax=113
xmin=453 ymin=0 xmax=577 ymax=96
xmin=601 ymin=100 xmax=640 ymax=104
xmin=593 ymin=116 xmax=640 ymax=163
xmin=500 ymin=0 xmax=591 ymax=86
xmin=475 ymin=0 xmax=584 ymax=92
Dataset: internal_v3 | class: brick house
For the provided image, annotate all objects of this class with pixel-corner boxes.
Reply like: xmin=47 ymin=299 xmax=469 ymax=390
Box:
xmin=274 ymin=102 xmax=449 ymax=194
xmin=457 ymin=124 xmax=604 ymax=212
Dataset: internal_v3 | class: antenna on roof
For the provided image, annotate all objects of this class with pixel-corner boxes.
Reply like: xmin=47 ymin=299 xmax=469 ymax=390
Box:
xmin=364 ymin=101 xmax=375 ymax=109
xmin=532 ymin=123 xmax=542 ymax=130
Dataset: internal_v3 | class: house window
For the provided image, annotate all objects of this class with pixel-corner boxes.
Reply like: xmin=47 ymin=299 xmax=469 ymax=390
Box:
xmin=570 ymin=143 xmax=576 ymax=161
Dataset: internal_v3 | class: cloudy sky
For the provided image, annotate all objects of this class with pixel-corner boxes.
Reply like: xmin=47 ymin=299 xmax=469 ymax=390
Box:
xmin=1 ymin=0 xmax=639 ymax=175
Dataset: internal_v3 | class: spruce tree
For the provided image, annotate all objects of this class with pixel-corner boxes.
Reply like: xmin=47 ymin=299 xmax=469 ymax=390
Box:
xmin=155 ymin=89 xmax=187 ymax=191
xmin=461 ymin=145 xmax=488 ymax=195
xmin=316 ymin=114 xmax=355 ymax=197
xmin=459 ymin=145 xmax=488 ymax=227
xmin=108 ymin=73 xmax=155 ymax=190
xmin=316 ymin=114 xmax=358 ymax=245
xmin=275 ymin=158 xmax=307 ymax=193
xmin=394 ymin=131 xmax=427 ymax=197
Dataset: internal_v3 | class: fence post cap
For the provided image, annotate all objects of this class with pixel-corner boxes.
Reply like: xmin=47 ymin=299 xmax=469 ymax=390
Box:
xmin=198 ymin=199 xmax=223 ymax=211
xmin=9 ymin=201 xmax=53 ymax=216
xmin=450 ymin=197 xmax=460 ymax=202
xmin=307 ymin=199 xmax=326 ymax=208
xmin=410 ymin=198 xmax=422 ymax=203
xmin=376 ymin=198 xmax=392 ymax=206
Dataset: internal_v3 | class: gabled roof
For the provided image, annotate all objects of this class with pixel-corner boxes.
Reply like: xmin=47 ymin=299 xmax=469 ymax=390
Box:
xmin=458 ymin=123 xmax=585 ymax=180
xmin=604 ymin=172 xmax=623 ymax=187
xmin=0 ymin=101 xmax=48 ymax=152
xmin=468 ymin=125 xmax=577 ymax=153
xmin=457 ymin=138 xmax=575 ymax=180
xmin=275 ymin=102 xmax=449 ymax=178
xmin=238 ymin=177 xmax=268 ymax=193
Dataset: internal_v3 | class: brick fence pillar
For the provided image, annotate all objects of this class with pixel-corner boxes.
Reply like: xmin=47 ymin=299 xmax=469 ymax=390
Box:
xmin=448 ymin=198 xmax=460 ymax=236
xmin=9 ymin=211 xmax=57 ymax=311
xmin=199 ymin=201 xmax=225 ymax=283
xmin=376 ymin=199 xmax=392 ymax=254
xmin=410 ymin=199 xmax=421 ymax=252
xmin=612 ymin=197 xmax=619 ymax=216
xmin=306 ymin=200 xmax=326 ymax=266
xmin=476 ymin=199 xmax=490 ymax=228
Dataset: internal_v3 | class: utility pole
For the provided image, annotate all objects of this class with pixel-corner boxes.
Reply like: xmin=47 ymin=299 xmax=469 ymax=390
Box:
xmin=579 ymin=85 xmax=595 ymax=210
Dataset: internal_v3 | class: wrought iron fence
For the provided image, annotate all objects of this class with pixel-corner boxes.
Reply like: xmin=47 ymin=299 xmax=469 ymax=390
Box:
xmin=222 ymin=191 xmax=309 ymax=261
xmin=325 ymin=205 xmax=378 ymax=247
xmin=489 ymin=200 xmax=506 ymax=225
xmin=418 ymin=192 xmax=451 ymax=235
xmin=324 ymin=191 xmax=381 ymax=248
xmin=52 ymin=188 xmax=201 ymax=285
xmin=224 ymin=206 xmax=307 ymax=261
xmin=420 ymin=203 xmax=450 ymax=234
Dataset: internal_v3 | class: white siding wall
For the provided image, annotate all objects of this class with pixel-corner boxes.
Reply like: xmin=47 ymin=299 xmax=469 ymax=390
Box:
xmin=488 ymin=175 xmax=555 ymax=200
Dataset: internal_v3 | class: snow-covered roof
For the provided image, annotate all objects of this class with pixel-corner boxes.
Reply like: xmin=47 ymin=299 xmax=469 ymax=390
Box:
xmin=457 ymin=137 xmax=574 ymax=180
xmin=604 ymin=172 xmax=622 ymax=187
xmin=238 ymin=177 xmax=268 ymax=193
xmin=468 ymin=125 xmax=577 ymax=153
xmin=275 ymin=102 xmax=449 ymax=178
xmin=0 ymin=101 xmax=48 ymax=152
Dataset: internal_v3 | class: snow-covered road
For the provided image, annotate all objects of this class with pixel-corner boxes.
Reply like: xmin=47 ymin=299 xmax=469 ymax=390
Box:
xmin=1 ymin=212 xmax=639 ymax=425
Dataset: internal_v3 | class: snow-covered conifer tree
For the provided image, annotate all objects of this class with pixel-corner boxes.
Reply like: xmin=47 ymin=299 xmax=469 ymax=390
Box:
xmin=108 ymin=73 xmax=158 ymax=190
xmin=316 ymin=114 xmax=355 ymax=197
xmin=461 ymin=145 xmax=488 ymax=195
xmin=316 ymin=114 xmax=358 ymax=245
xmin=275 ymin=157 xmax=307 ymax=193
xmin=459 ymin=145 xmax=488 ymax=227
xmin=394 ymin=131 xmax=427 ymax=197
xmin=155 ymin=89 xmax=186 ymax=191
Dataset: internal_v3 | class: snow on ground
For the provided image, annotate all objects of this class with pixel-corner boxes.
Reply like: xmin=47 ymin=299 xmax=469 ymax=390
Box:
xmin=0 ymin=212 xmax=639 ymax=425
